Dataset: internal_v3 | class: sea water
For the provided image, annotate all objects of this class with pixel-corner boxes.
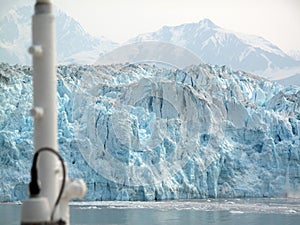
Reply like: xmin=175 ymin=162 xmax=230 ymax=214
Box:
xmin=1 ymin=198 xmax=300 ymax=225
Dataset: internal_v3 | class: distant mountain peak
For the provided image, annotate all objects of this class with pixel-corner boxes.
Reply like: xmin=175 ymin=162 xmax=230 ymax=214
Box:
xmin=198 ymin=18 xmax=218 ymax=28
xmin=126 ymin=18 xmax=300 ymax=78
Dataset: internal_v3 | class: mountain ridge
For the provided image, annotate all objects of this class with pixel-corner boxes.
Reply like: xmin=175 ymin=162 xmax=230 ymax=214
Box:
xmin=126 ymin=18 xmax=300 ymax=78
xmin=1 ymin=5 xmax=300 ymax=84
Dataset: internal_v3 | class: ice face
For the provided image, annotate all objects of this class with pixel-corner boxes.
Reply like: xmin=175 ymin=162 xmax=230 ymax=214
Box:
xmin=0 ymin=63 xmax=299 ymax=202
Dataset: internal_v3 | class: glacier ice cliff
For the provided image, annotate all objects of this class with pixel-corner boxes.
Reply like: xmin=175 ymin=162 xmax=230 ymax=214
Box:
xmin=0 ymin=62 xmax=299 ymax=202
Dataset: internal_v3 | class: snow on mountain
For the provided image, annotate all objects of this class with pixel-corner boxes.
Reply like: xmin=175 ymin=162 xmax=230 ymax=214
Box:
xmin=0 ymin=6 xmax=31 ymax=65
xmin=288 ymin=50 xmax=300 ymax=61
xmin=55 ymin=9 xmax=118 ymax=64
xmin=126 ymin=19 xmax=300 ymax=80
xmin=1 ymin=6 xmax=299 ymax=84
xmin=1 ymin=62 xmax=299 ymax=201
xmin=0 ymin=5 xmax=118 ymax=65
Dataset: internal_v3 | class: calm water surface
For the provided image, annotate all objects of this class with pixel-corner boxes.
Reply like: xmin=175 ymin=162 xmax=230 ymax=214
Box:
xmin=1 ymin=198 xmax=300 ymax=225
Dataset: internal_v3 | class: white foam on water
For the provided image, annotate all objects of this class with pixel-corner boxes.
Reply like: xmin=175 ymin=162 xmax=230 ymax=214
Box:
xmin=229 ymin=211 xmax=244 ymax=214
xmin=70 ymin=198 xmax=300 ymax=215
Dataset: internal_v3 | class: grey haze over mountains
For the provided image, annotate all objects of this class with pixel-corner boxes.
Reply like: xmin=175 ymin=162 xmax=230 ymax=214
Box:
xmin=1 ymin=5 xmax=300 ymax=85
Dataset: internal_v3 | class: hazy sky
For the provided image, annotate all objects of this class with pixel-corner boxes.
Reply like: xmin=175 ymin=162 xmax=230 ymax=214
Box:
xmin=1 ymin=0 xmax=300 ymax=53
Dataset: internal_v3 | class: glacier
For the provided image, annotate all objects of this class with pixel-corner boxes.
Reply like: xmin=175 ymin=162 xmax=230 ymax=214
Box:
xmin=0 ymin=62 xmax=299 ymax=202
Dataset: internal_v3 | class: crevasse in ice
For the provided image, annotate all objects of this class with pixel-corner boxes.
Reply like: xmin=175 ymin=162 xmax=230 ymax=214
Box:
xmin=0 ymin=63 xmax=299 ymax=201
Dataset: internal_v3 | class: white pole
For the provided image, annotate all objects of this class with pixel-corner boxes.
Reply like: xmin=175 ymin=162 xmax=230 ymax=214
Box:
xmin=29 ymin=0 xmax=59 ymax=220
xmin=21 ymin=1 xmax=86 ymax=224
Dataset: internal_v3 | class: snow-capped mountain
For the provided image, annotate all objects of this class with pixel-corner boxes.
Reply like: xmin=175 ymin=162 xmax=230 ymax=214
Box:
xmin=1 ymin=62 xmax=299 ymax=201
xmin=127 ymin=19 xmax=300 ymax=80
xmin=1 ymin=4 xmax=299 ymax=84
xmin=0 ymin=5 xmax=118 ymax=65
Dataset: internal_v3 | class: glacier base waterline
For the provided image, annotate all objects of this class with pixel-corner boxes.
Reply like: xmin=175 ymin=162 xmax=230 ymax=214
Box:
xmin=0 ymin=62 xmax=299 ymax=202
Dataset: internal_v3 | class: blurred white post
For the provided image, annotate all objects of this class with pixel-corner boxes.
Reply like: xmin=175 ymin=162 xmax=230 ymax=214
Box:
xmin=21 ymin=0 xmax=60 ymax=224
xmin=29 ymin=0 xmax=60 ymax=219
xmin=21 ymin=1 xmax=86 ymax=224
